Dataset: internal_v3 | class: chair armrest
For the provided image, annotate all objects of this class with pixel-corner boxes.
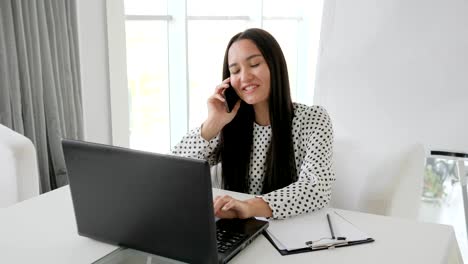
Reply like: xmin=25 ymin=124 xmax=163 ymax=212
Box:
xmin=0 ymin=125 xmax=40 ymax=206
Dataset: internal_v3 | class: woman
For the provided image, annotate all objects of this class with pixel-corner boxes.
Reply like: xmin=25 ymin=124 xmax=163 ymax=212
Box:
xmin=172 ymin=28 xmax=334 ymax=219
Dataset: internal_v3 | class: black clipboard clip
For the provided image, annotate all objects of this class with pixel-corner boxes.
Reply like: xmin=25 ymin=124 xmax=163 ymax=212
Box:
xmin=305 ymin=239 xmax=349 ymax=250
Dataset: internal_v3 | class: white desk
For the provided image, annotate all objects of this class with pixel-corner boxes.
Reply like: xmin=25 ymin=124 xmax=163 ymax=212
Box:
xmin=0 ymin=187 xmax=463 ymax=264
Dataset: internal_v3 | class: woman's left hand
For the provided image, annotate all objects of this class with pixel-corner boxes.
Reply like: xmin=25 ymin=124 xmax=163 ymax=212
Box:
xmin=213 ymin=195 xmax=273 ymax=219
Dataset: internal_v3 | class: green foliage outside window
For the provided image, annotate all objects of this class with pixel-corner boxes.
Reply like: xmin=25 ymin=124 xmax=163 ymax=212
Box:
xmin=422 ymin=167 xmax=446 ymax=200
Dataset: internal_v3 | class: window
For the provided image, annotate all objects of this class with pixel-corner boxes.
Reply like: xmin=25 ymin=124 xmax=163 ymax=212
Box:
xmin=187 ymin=20 xmax=250 ymax=129
xmin=117 ymin=0 xmax=324 ymax=153
xmin=125 ymin=21 xmax=170 ymax=152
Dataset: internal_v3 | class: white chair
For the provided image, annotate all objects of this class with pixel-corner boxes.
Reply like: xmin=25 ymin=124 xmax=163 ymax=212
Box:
xmin=0 ymin=124 xmax=40 ymax=208
xmin=330 ymin=139 xmax=425 ymax=219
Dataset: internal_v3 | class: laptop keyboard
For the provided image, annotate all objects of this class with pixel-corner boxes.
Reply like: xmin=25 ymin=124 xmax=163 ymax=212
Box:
xmin=216 ymin=227 xmax=247 ymax=253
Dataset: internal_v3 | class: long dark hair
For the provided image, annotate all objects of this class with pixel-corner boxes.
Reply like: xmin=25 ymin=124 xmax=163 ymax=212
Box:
xmin=218 ymin=28 xmax=296 ymax=194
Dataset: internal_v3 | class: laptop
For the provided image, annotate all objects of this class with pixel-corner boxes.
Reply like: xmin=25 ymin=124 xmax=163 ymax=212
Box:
xmin=62 ymin=139 xmax=268 ymax=264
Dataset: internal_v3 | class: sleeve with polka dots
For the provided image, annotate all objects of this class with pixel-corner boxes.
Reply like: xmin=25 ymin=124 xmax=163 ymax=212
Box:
xmin=170 ymin=126 xmax=221 ymax=166
xmin=262 ymin=105 xmax=335 ymax=219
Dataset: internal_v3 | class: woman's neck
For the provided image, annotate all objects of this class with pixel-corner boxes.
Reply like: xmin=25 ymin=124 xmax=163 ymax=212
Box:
xmin=253 ymin=102 xmax=270 ymax=126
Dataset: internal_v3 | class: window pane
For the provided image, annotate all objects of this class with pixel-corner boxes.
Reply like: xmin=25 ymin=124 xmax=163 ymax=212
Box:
xmin=125 ymin=21 xmax=170 ymax=153
xmin=187 ymin=0 xmax=251 ymax=16
xmin=124 ymin=0 xmax=167 ymax=15
xmin=263 ymin=20 xmax=299 ymax=101
xmin=420 ymin=157 xmax=468 ymax=259
xmin=187 ymin=21 xmax=249 ymax=129
xmin=263 ymin=0 xmax=303 ymax=17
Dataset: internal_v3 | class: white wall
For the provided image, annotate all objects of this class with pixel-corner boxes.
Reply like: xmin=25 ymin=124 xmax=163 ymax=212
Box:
xmin=316 ymin=0 xmax=468 ymax=150
xmin=76 ymin=0 xmax=112 ymax=144
xmin=315 ymin=0 xmax=468 ymax=212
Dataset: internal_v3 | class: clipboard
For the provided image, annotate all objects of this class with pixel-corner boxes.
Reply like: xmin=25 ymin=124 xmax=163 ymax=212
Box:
xmin=262 ymin=208 xmax=375 ymax=255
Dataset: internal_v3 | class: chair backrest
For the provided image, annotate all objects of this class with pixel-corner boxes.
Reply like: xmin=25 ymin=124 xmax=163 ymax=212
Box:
xmin=0 ymin=124 xmax=40 ymax=208
xmin=330 ymin=139 xmax=425 ymax=219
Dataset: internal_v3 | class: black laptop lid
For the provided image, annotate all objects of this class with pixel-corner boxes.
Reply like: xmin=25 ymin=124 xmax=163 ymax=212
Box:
xmin=62 ymin=139 xmax=218 ymax=264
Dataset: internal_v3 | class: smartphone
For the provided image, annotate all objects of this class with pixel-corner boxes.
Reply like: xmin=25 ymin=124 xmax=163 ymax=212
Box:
xmin=223 ymin=85 xmax=240 ymax=113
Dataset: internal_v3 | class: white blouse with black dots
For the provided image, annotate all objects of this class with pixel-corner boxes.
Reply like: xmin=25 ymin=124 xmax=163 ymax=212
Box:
xmin=171 ymin=103 xmax=335 ymax=219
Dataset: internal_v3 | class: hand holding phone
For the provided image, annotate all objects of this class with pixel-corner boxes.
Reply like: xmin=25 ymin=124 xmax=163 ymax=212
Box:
xmin=223 ymin=85 xmax=240 ymax=113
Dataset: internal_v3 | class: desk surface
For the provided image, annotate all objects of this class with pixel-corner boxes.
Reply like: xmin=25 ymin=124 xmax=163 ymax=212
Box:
xmin=0 ymin=187 xmax=463 ymax=264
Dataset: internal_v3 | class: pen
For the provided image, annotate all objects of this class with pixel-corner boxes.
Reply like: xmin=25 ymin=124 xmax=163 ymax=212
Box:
xmin=326 ymin=213 xmax=335 ymax=239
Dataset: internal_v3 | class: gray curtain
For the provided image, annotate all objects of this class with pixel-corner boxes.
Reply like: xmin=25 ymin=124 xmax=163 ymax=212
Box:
xmin=0 ymin=0 xmax=83 ymax=193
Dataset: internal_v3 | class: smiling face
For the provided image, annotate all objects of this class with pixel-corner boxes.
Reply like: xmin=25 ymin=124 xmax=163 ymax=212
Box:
xmin=227 ymin=39 xmax=271 ymax=108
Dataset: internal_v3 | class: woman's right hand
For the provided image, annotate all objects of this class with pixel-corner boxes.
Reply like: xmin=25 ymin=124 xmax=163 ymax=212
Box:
xmin=201 ymin=77 xmax=241 ymax=141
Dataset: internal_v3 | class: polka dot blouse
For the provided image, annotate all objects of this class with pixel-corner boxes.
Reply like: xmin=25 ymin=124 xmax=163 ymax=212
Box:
xmin=171 ymin=103 xmax=335 ymax=219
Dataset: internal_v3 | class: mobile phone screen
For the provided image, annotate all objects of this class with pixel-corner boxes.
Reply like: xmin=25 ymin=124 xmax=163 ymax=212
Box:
xmin=224 ymin=86 xmax=240 ymax=113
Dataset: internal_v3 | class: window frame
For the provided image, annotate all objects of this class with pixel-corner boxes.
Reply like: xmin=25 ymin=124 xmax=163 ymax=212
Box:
xmin=106 ymin=0 xmax=321 ymax=150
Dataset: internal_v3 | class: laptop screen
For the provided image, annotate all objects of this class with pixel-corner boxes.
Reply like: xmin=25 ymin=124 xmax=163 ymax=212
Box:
xmin=63 ymin=139 xmax=219 ymax=264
